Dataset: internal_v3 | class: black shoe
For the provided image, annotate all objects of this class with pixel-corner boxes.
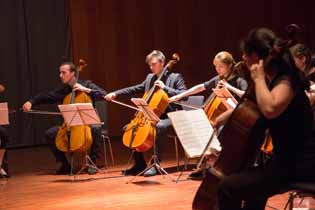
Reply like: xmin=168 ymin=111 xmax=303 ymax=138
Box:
xmin=188 ymin=168 xmax=206 ymax=180
xmin=56 ymin=163 xmax=71 ymax=175
xmin=122 ymin=163 xmax=147 ymax=176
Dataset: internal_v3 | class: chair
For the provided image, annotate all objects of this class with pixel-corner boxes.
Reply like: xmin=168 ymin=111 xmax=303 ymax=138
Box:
xmin=168 ymin=95 xmax=205 ymax=171
xmin=283 ymin=182 xmax=315 ymax=210
xmin=95 ymin=100 xmax=115 ymax=168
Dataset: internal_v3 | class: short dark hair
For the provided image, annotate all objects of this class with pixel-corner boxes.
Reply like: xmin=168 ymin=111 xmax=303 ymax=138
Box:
xmin=60 ymin=62 xmax=77 ymax=72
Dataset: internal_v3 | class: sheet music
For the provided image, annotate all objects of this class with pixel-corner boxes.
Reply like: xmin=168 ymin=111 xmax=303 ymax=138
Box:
xmin=168 ymin=109 xmax=221 ymax=158
xmin=0 ymin=102 xmax=9 ymax=125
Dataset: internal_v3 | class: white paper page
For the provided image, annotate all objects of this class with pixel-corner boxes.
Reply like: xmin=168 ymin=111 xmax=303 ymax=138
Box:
xmin=168 ymin=109 xmax=220 ymax=158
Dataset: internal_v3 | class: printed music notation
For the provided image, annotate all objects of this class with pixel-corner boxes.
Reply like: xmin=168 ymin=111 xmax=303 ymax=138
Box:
xmin=168 ymin=109 xmax=221 ymax=158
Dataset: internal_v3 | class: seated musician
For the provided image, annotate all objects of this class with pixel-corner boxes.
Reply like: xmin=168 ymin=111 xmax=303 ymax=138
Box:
xmin=104 ymin=50 xmax=187 ymax=177
xmin=22 ymin=62 xmax=107 ymax=175
xmin=169 ymin=51 xmax=248 ymax=179
xmin=169 ymin=51 xmax=248 ymax=103
xmin=0 ymin=84 xmax=9 ymax=177
xmin=216 ymin=28 xmax=315 ymax=210
xmin=290 ymin=43 xmax=315 ymax=105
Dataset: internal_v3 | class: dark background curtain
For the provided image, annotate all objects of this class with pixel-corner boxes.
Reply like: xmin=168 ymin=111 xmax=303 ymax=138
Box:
xmin=69 ymin=0 xmax=315 ymax=136
xmin=0 ymin=0 xmax=70 ymax=147
xmin=1 ymin=0 xmax=314 ymax=147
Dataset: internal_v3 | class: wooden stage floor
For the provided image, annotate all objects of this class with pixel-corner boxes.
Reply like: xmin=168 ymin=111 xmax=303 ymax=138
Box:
xmin=1 ymin=141 xmax=315 ymax=210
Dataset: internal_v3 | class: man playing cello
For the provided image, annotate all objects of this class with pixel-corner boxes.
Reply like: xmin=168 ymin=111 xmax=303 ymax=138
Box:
xmin=105 ymin=50 xmax=187 ymax=177
xmin=22 ymin=62 xmax=106 ymax=175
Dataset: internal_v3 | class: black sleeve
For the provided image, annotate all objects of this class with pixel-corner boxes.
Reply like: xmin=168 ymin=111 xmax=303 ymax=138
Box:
xmin=83 ymin=80 xmax=107 ymax=99
xmin=203 ymin=76 xmax=218 ymax=95
xmin=163 ymin=73 xmax=187 ymax=96
xmin=29 ymin=86 xmax=70 ymax=106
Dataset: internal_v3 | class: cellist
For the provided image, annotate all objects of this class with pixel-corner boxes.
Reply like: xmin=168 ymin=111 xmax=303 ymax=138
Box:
xmin=216 ymin=28 xmax=315 ymax=210
xmin=22 ymin=62 xmax=107 ymax=175
xmin=169 ymin=51 xmax=248 ymax=179
xmin=169 ymin=51 xmax=248 ymax=104
xmin=104 ymin=50 xmax=187 ymax=177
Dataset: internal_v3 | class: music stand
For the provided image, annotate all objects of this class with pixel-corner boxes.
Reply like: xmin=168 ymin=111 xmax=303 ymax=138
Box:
xmin=0 ymin=102 xmax=9 ymax=178
xmin=58 ymin=103 xmax=103 ymax=175
xmin=126 ymin=98 xmax=175 ymax=183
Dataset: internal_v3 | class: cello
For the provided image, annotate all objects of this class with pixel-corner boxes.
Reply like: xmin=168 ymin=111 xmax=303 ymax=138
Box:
xmin=55 ymin=59 xmax=93 ymax=153
xmin=203 ymin=61 xmax=246 ymax=124
xmin=192 ymin=82 xmax=267 ymax=210
xmin=122 ymin=53 xmax=180 ymax=152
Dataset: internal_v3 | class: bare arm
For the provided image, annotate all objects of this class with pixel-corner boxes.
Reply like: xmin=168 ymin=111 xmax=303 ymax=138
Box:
xmin=250 ymin=60 xmax=294 ymax=119
xmin=169 ymin=83 xmax=206 ymax=102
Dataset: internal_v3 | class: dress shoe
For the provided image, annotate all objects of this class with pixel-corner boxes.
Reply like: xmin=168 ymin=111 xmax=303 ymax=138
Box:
xmin=143 ymin=166 xmax=157 ymax=177
xmin=122 ymin=163 xmax=147 ymax=176
xmin=188 ymin=168 xmax=206 ymax=180
xmin=56 ymin=163 xmax=71 ymax=175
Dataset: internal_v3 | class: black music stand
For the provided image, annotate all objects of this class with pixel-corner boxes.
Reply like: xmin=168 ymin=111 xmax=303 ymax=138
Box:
xmin=0 ymin=102 xmax=9 ymax=178
xmin=126 ymin=98 xmax=175 ymax=183
xmin=58 ymin=103 xmax=103 ymax=175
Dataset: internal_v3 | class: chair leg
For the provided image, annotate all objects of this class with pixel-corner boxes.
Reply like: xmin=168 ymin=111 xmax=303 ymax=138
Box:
xmin=173 ymin=136 xmax=180 ymax=171
xmin=105 ymin=136 xmax=115 ymax=167
xmin=102 ymin=135 xmax=115 ymax=168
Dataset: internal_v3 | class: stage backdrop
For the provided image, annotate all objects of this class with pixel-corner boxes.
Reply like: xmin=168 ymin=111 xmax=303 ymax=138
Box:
xmin=1 ymin=0 xmax=314 ymax=147
xmin=0 ymin=0 xmax=70 ymax=147
xmin=69 ymin=0 xmax=315 ymax=137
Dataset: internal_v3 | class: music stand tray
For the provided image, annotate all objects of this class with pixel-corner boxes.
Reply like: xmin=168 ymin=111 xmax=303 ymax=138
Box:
xmin=58 ymin=103 xmax=103 ymax=175
xmin=126 ymin=98 xmax=175 ymax=183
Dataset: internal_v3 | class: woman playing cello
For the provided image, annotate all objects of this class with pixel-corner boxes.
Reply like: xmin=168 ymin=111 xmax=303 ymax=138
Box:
xmin=216 ymin=27 xmax=315 ymax=210
xmin=169 ymin=51 xmax=248 ymax=179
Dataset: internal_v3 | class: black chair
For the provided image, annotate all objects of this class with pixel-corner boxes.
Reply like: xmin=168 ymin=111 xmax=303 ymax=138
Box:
xmin=95 ymin=100 xmax=115 ymax=168
xmin=283 ymin=182 xmax=315 ymax=210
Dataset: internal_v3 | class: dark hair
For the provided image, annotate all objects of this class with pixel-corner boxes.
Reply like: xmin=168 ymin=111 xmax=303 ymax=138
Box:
xmin=241 ymin=28 xmax=278 ymax=59
xmin=60 ymin=62 xmax=77 ymax=72
xmin=290 ymin=43 xmax=312 ymax=64
xmin=241 ymin=27 xmax=308 ymax=91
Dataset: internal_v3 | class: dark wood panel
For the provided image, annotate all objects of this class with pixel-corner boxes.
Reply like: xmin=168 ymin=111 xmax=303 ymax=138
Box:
xmin=69 ymin=0 xmax=314 ymax=136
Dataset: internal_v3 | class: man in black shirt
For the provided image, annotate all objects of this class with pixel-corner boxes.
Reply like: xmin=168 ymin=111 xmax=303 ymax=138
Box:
xmin=22 ymin=62 xmax=106 ymax=175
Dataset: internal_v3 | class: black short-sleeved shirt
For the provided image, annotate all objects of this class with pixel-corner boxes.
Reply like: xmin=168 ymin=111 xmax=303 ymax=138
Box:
xmin=203 ymin=75 xmax=248 ymax=101
xmin=267 ymin=74 xmax=315 ymax=180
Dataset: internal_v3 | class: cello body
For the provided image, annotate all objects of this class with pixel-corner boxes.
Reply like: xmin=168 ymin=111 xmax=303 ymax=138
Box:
xmin=56 ymin=91 xmax=93 ymax=152
xmin=203 ymin=95 xmax=228 ymax=124
xmin=192 ymin=98 xmax=267 ymax=210
xmin=122 ymin=88 xmax=169 ymax=152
